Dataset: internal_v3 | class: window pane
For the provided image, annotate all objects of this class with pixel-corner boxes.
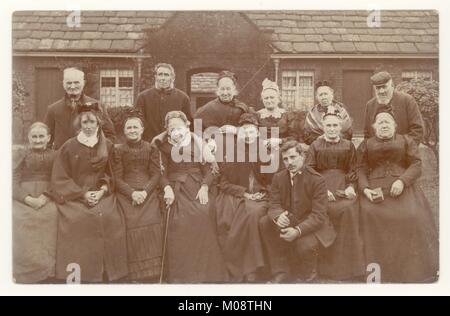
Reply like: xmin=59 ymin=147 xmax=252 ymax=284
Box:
xmin=281 ymin=71 xmax=297 ymax=111
xmin=101 ymin=77 xmax=116 ymax=88
xmin=119 ymin=77 xmax=133 ymax=88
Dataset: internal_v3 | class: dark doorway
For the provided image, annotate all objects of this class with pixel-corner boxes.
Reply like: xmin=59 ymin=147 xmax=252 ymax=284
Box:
xmin=35 ymin=68 xmax=64 ymax=121
xmin=343 ymin=70 xmax=374 ymax=135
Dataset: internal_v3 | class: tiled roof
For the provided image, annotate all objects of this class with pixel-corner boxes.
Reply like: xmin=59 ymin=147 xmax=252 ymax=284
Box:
xmin=12 ymin=10 xmax=438 ymax=54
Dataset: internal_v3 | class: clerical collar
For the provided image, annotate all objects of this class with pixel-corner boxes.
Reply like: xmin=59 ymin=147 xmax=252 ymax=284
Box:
xmin=77 ymin=129 xmax=99 ymax=148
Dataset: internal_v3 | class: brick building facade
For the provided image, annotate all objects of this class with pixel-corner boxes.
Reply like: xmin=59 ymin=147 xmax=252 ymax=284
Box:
xmin=12 ymin=10 xmax=438 ymax=143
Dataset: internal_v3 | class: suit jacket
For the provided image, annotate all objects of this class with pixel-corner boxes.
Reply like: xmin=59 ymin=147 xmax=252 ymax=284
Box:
xmin=45 ymin=94 xmax=116 ymax=150
xmin=269 ymin=166 xmax=336 ymax=248
xmin=364 ymin=91 xmax=424 ymax=144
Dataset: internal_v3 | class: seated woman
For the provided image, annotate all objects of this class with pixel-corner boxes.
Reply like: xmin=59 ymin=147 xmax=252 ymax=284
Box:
xmin=307 ymin=113 xmax=365 ymax=281
xmin=216 ymin=113 xmax=271 ymax=283
xmin=50 ymin=104 xmax=128 ymax=283
xmin=113 ymin=112 xmax=162 ymax=282
xmin=357 ymin=110 xmax=439 ymax=283
xmin=305 ymin=81 xmax=353 ymax=145
xmin=155 ymin=111 xmax=228 ymax=283
xmin=13 ymin=122 xmax=58 ymax=284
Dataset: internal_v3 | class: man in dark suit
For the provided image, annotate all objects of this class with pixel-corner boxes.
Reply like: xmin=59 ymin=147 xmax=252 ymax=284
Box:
xmin=259 ymin=140 xmax=336 ymax=283
xmin=364 ymin=71 xmax=424 ymax=144
xmin=45 ymin=67 xmax=116 ymax=150
xmin=135 ymin=63 xmax=193 ymax=143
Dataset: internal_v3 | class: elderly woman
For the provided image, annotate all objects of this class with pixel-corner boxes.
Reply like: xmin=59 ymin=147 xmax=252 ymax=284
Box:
xmin=50 ymin=104 xmax=128 ymax=283
xmin=113 ymin=111 xmax=162 ymax=282
xmin=13 ymin=122 xmax=58 ymax=283
xmin=195 ymin=71 xmax=253 ymax=133
xmin=216 ymin=113 xmax=271 ymax=283
xmin=155 ymin=111 xmax=228 ymax=283
xmin=357 ymin=110 xmax=438 ymax=283
xmin=305 ymin=81 xmax=353 ymax=145
xmin=307 ymin=114 xmax=365 ymax=281
xmin=257 ymin=79 xmax=286 ymax=134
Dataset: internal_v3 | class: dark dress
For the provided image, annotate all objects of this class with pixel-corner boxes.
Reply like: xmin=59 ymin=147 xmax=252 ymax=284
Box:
xmin=50 ymin=138 xmax=128 ymax=283
xmin=113 ymin=140 xmax=163 ymax=281
xmin=195 ymin=97 xmax=252 ymax=130
xmin=257 ymin=109 xmax=285 ymax=139
xmin=357 ymin=135 xmax=439 ymax=283
xmin=157 ymin=134 xmax=228 ymax=283
xmin=307 ymin=138 xmax=365 ymax=281
xmin=216 ymin=141 xmax=270 ymax=281
xmin=13 ymin=148 xmax=58 ymax=283
xmin=277 ymin=110 xmax=308 ymax=144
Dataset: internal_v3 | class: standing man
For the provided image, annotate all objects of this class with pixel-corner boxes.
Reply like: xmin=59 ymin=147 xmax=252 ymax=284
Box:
xmin=259 ymin=141 xmax=336 ymax=283
xmin=364 ymin=71 xmax=424 ymax=144
xmin=135 ymin=63 xmax=193 ymax=143
xmin=45 ymin=67 xmax=116 ymax=150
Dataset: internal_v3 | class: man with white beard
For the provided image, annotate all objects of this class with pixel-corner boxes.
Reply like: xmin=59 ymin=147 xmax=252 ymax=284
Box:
xmin=363 ymin=71 xmax=424 ymax=144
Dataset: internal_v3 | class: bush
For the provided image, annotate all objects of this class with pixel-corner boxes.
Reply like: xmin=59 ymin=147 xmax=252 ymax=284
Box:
xmin=396 ymin=79 xmax=439 ymax=155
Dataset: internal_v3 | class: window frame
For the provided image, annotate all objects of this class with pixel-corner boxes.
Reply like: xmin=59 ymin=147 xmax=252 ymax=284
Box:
xmin=100 ymin=69 xmax=135 ymax=108
xmin=281 ymin=70 xmax=315 ymax=112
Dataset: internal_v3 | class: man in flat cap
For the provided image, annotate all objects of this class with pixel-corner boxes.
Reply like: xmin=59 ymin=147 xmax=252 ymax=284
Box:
xmin=363 ymin=71 xmax=424 ymax=144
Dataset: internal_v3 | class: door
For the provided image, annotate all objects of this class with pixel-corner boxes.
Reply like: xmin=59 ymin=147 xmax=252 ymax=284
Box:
xmin=343 ymin=70 xmax=373 ymax=135
xmin=35 ymin=68 xmax=64 ymax=121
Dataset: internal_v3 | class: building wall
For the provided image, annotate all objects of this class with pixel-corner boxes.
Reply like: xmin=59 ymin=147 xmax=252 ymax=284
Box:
xmin=12 ymin=56 xmax=139 ymax=143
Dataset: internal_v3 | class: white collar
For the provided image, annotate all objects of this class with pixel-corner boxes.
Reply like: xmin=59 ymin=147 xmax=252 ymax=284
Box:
xmin=258 ymin=108 xmax=286 ymax=119
xmin=77 ymin=129 xmax=99 ymax=148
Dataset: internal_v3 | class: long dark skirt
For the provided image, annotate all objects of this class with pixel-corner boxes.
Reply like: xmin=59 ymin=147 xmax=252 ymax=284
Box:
xmin=216 ymin=192 xmax=268 ymax=281
xmin=56 ymin=195 xmax=128 ymax=283
xmin=117 ymin=191 xmax=163 ymax=281
xmin=166 ymin=181 xmax=228 ymax=283
xmin=13 ymin=181 xmax=58 ymax=284
xmin=360 ymin=180 xmax=439 ymax=283
xmin=318 ymin=169 xmax=365 ymax=281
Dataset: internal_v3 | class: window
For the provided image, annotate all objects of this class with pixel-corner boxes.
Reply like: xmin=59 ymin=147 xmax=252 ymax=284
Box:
xmin=402 ymin=70 xmax=433 ymax=82
xmin=281 ymin=70 xmax=315 ymax=112
xmin=100 ymin=69 xmax=134 ymax=108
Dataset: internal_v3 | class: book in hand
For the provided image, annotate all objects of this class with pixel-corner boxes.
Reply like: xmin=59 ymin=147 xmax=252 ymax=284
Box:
xmin=371 ymin=187 xmax=385 ymax=203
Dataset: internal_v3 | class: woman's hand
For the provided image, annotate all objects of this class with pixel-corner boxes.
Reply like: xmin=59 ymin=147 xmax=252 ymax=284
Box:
xmin=390 ymin=180 xmax=405 ymax=197
xmin=132 ymin=191 xmax=147 ymax=206
xmin=327 ymin=190 xmax=336 ymax=202
xmin=24 ymin=196 xmax=42 ymax=210
xmin=363 ymin=188 xmax=378 ymax=203
xmin=344 ymin=186 xmax=357 ymax=200
xmin=196 ymin=185 xmax=209 ymax=205
xmin=84 ymin=191 xmax=98 ymax=207
xmin=164 ymin=186 xmax=175 ymax=207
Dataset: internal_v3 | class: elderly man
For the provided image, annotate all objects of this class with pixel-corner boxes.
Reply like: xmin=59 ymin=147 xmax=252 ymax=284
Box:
xmin=364 ymin=71 xmax=424 ymax=144
xmin=259 ymin=141 xmax=336 ymax=283
xmin=304 ymin=81 xmax=353 ymax=145
xmin=44 ymin=67 xmax=116 ymax=150
xmin=135 ymin=63 xmax=193 ymax=142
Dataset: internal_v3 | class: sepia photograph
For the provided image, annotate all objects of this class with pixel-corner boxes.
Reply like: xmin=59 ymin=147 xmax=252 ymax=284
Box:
xmin=3 ymin=0 xmax=447 ymax=296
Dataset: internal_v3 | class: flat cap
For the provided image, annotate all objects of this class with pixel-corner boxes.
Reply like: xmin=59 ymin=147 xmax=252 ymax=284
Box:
xmin=371 ymin=71 xmax=392 ymax=86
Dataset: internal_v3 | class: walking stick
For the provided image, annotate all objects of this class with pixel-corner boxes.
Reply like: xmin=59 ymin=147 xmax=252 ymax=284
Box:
xmin=160 ymin=204 xmax=171 ymax=284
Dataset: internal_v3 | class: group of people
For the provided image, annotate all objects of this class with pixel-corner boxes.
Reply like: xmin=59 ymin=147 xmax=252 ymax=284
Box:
xmin=13 ymin=63 xmax=438 ymax=284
